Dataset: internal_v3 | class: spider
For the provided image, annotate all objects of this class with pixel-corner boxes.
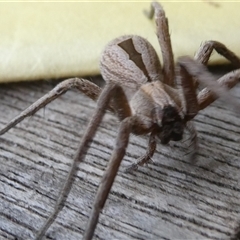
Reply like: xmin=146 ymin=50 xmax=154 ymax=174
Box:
xmin=1 ymin=2 xmax=240 ymax=240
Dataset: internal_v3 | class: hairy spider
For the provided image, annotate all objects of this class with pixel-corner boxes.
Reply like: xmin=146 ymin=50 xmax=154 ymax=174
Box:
xmin=1 ymin=2 xmax=240 ymax=240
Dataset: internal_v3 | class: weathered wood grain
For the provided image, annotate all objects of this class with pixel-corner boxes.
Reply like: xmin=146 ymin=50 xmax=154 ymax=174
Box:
xmin=0 ymin=76 xmax=240 ymax=240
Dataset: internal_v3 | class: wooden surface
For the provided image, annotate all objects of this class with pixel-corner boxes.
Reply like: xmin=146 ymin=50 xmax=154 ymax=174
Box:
xmin=0 ymin=76 xmax=240 ymax=240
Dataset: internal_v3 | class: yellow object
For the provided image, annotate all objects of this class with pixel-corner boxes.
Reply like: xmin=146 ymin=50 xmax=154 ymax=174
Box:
xmin=0 ymin=1 xmax=239 ymax=83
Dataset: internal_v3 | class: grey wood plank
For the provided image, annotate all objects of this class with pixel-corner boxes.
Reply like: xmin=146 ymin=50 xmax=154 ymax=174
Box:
xmin=0 ymin=77 xmax=240 ymax=240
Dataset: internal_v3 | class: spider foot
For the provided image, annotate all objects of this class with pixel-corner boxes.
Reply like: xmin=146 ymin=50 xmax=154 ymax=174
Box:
xmin=125 ymin=163 xmax=139 ymax=173
xmin=184 ymin=149 xmax=198 ymax=164
xmin=124 ymin=155 xmax=153 ymax=173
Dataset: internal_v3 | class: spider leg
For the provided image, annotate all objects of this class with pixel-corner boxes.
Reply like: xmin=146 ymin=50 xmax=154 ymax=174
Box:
xmin=125 ymin=132 xmax=156 ymax=172
xmin=0 ymin=78 xmax=102 ymax=135
xmin=195 ymin=41 xmax=240 ymax=67
xmin=198 ymin=69 xmax=240 ymax=110
xmin=110 ymin=84 xmax=132 ymax=121
xmin=185 ymin=121 xmax=198 ymax=162
xmin=175 ymin=60 xmax=200 ymax=160
xmin=83 ymin=113 xmax=155 ymax=240
xmin=176 ymin=61 xmax=199 ymax=121
xmin=35 ymin=82 xmax=117 ymax=240
xmin=193 ymin=41 xmax=240 ymax=89
xmin=178 ymin=56 xmax=240 ymax=112
xmin=83 ymin=117 xmax=132 ymax=240
xmin=81 ymin=86 xmax=133 ymax=240
xmin=146 ymin=2 xmax=175 ymax=86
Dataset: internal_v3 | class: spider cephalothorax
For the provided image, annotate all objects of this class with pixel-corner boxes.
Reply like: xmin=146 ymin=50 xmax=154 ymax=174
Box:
xmin=0 ymin=2 xmax=240 ymax=240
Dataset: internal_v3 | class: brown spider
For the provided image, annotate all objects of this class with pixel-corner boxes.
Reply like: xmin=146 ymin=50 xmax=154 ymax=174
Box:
xmin=1 ymin=2 xmax=240 ymax=240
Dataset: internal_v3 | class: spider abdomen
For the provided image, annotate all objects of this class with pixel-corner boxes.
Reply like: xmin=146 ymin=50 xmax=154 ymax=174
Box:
xmin=100 ymin=35 xmax=163 ymax=100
